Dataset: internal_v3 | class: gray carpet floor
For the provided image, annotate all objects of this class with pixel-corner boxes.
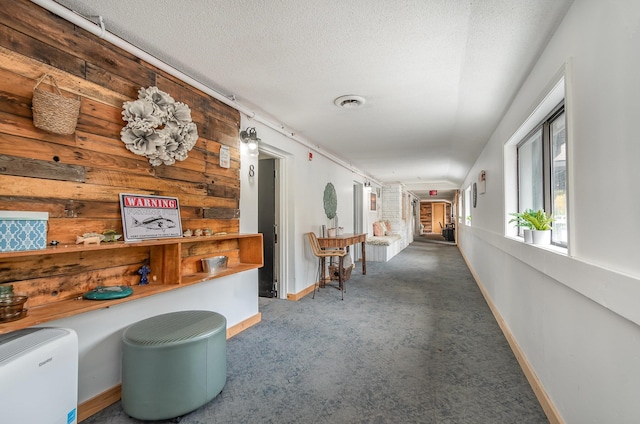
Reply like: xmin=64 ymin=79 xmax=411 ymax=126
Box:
xmin=84 ymin=241 xmax=548 ymax=423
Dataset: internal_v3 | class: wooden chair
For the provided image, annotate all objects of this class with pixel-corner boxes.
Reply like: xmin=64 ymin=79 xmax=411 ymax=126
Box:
xmin=306 ymin=232 xmax=346 ymax=300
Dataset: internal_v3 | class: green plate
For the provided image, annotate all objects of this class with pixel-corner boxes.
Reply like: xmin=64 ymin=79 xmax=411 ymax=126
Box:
xmin=83 ymin=285 xmax=133 ymax=300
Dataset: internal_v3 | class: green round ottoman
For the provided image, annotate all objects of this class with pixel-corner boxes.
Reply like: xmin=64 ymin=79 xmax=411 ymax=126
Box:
xmin=121 ymin=310 xmax=227 ymax=421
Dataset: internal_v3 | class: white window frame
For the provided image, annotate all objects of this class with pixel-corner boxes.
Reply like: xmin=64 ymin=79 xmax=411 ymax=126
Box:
xmin=516 ymin=103 xmax=567 ymax=247
xmin=464 ymin=185 xmax=472 ymax=226
xmin=504 ymin=69 xmax=571 ymax=254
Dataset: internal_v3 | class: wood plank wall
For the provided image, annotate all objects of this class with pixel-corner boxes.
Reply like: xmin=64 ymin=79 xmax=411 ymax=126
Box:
xmin=420 ymin=203 xmax=432 ymax=232
xmin=0 ymin=1 xmax=242 ymax=301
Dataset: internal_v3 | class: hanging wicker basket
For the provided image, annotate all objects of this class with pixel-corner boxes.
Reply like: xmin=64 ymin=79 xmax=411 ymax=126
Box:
xmin=32 ymin=74 xmax=80 ymax=135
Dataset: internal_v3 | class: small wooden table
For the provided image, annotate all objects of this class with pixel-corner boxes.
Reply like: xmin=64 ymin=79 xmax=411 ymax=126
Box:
xmin=316 ymin=233 xmax=367 ymax=275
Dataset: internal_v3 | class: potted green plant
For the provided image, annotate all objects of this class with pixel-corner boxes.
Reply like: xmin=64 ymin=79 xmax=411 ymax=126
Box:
xmin=510 ymin=209 xmax=553 ymax=244
xmin=509 ymin=209 xmax=534 ymax=243
xmin=526 ymin=209 xmax=553 ymax=245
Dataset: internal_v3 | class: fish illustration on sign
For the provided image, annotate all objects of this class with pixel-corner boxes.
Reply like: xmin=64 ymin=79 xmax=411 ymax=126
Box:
xmin=132 ymin=216 xmax=176 ymax=230
xmin=120 ymin=194 xmax=182 ymax=241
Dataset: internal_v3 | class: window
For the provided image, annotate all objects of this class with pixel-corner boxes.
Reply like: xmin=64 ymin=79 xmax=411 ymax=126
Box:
xmin=550 ymin=112 xmax=567 ymax=244
xmin=464 ymin=185 xmax=471 ymax=226
xmin=516 ymin=103 xmax=567 ymax=246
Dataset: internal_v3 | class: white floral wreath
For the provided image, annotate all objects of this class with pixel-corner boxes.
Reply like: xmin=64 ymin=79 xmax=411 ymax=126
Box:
xmin=120 ymin=86 xmax=198 ymax=166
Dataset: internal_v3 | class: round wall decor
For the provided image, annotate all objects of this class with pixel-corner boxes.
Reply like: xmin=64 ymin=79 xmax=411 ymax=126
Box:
xmin=323 ymin=183 xmax=337 ymax=219
xmin=120 ymin=86 xmax=198 ymax=166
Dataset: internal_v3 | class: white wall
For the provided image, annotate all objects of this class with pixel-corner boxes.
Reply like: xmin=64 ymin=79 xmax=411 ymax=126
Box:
xmin=458 ymin=1 xmax=640 ymax=423
xmin=239 ymin=118 xmax=364 ymax=297
xmin=38 ymin=271 xmax=258 ymax=404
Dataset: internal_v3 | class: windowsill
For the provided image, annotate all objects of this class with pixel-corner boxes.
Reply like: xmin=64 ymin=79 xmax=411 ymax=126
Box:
xmin=506 ymin=235 xmax=568 ymax=255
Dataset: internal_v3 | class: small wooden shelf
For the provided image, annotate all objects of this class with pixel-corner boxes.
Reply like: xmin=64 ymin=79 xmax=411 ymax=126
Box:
xmin=181 ymin=263 xmax=260 ymax=285
xmin=0 ymin=233 xmax=263 ymax=334
xmin=0 ymin=234 xmax=261 ymax=258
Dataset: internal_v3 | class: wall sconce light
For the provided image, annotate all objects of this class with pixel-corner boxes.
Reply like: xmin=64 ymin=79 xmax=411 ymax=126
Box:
xmin=240 ymin=127 xmax=260 ymax=156
xmin=364 ymin=180 xmax=371 ymax=188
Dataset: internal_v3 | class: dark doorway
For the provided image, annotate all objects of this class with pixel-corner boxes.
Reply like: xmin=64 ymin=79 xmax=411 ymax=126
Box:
xmin=258 ymin=157 xmax=277 ymax=297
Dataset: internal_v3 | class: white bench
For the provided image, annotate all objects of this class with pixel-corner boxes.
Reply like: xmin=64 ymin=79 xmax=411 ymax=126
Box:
xmin=366 ymin=234 xmax=405 ymax=262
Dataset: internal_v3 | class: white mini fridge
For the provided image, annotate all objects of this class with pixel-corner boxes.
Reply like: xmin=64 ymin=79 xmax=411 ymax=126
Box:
xmin=0 ymin=327 xmax=79 ymax=424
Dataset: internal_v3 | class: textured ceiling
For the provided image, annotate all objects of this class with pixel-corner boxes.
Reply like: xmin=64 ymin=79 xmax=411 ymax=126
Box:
xmin=50 ymin=0 xmax=573 ymax=200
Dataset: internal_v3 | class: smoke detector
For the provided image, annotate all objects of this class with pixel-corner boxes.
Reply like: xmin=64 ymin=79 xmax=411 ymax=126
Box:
xmin=334 ymin=95 xmax=366 ymax=109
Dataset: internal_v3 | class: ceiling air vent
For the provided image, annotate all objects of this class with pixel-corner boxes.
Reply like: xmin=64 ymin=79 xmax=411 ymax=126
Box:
xmin=334 ymin=95 xmax=366 ymax=109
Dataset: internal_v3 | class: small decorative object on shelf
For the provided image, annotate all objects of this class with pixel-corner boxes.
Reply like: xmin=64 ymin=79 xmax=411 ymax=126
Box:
xmin=83 ymin=286 xmax=133 ymax=300
xmin=119 ymin=194 xmax=183 ymax=242
xmin=120 ymin=86 xmax=198 ymax=166
xmin=201 ymin=256 xmax=228 ymax=274
xmin=138 ymin=264 xmax=151 ymax=285
xmin=102 ymin=229 xmax=122 ymax=242
xmin=0 ymin=295 xmax=28 ymax=322
xmin=183 ymin=229 xmax=193 ymax=237
xmin=0 ymin=285 xmax=28 ymax=322
xmin=0 ymin=284 xmax=14 ymax=298
xmin=76 ymin=234 xmax=101 ymax=245
xmin=0 ymin=211 xmax=48 ymax=252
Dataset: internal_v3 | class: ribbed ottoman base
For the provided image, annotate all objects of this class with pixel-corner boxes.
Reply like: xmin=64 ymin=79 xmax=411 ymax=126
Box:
xmin=121 ymin=310 xmax=227 ymax=420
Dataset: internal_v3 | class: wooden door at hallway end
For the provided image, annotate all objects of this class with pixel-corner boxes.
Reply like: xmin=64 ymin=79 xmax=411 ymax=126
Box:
xmin=433 ymin=203 xmax=445 ymax=233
